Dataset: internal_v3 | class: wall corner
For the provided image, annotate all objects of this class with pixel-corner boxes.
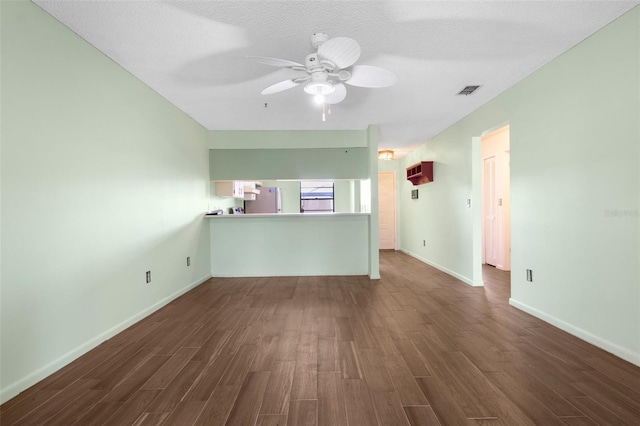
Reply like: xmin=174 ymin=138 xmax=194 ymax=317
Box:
xmin=367 ymin=125 xmax=380 ymax=279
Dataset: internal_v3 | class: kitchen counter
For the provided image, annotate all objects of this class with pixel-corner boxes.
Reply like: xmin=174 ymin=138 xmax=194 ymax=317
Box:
xmin=206 ymin=212 xmax=370 ymax=218
xmin=208 ymin=212 xmax=370 ymax=277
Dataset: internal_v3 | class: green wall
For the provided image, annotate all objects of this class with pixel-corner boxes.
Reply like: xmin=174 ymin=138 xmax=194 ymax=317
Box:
xmin=209 ymin=147 xmax=369 ymax=180
xmin=1 ymin=1 xmax=211 ymax=402
xmin=334 ymin=180 xmax=355 ymax=213
xmin=209 ymin=130 xmax=367 ymax=149
xmin=210 ymin=215 xmax=369 ymax=276
xmin=209 ymin=129 xmax=370 ymax=181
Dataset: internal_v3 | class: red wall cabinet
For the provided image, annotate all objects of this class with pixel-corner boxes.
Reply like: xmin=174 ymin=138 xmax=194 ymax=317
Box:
xmin=406 ymin=161 xmax=434 ymax=186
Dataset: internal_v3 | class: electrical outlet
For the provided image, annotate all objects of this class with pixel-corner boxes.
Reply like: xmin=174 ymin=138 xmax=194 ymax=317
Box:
xmin=423 ymin=240 xmax=426 ymax=246
xmin=467 ymin=199 xmax=471 ymax=208
xmin=187 ymin=257 xmax=191 ymax=267
xmin=146 ymin=271 xmax=151 ymax=283
xmin=526 ymin=269 xmax=533 ymax=282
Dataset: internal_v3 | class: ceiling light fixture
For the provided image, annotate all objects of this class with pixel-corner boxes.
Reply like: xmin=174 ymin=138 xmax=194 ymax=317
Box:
xmin=378 ymin=150 xmax=395 ymax=161
xmin=304 ymin=81 xmax=335 ymax=96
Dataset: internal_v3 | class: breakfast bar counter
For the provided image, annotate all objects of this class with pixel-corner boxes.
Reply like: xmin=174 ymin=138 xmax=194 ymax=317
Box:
xmin=207 ymin=212 xmax=370 ymax=277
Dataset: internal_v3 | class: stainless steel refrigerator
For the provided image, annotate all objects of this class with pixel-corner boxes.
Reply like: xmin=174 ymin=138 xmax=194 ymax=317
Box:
xmin=245 ymin=187 xmax=282 ymax=213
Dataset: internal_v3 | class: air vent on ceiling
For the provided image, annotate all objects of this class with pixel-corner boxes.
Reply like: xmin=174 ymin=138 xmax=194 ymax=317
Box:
xmin=457 ymin=85 xmax=481 ymax=96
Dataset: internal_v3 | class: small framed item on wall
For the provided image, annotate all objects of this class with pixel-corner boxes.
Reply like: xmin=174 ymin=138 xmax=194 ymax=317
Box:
xmin=411 ymin=189 xmax=418 ymax=199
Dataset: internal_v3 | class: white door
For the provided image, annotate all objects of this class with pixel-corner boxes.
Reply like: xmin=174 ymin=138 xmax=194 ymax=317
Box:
xmin=483 ymin=156 xmax=499 ymax=266
xmin=378 ymin=171 xmax=396 ymax=250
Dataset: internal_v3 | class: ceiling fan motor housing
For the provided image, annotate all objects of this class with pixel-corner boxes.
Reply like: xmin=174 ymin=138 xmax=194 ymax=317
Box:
xmin=305 ymin=53 xmax=322 ymax=71
xmin=311 ymin=32 xmax=329 ymax=49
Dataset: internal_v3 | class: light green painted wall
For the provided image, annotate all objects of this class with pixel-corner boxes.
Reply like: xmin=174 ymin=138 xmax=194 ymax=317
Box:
xmin=334 ymin=180 xmax=354 ymax=213
xmin=209 ymin=190 xmax=243 ymax=213
xmin=378 ymin=159 xmax=400 ymax=173
xmin=1 ymin=1 xmax=211 ymax=402
xmin=209 ymin=130 xmax=367 ymax=149
xmin=399 ymin=6 xmax=639 ymax=364
xmin=209 ymin=147 xmax=369 ymax=180
xmin=210 ymin=215 xmax=369 ymax=276
xmin=367 ymin=126 xmax=380 ymax=279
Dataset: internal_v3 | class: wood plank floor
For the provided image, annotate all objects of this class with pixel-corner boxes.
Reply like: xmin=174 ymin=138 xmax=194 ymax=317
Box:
xmin=2 ymin=251 xmax=639 ymax=425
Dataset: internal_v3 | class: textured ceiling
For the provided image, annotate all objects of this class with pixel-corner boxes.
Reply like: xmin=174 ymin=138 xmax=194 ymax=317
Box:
xmin=34 ymin=1 xmax=639 ymax=156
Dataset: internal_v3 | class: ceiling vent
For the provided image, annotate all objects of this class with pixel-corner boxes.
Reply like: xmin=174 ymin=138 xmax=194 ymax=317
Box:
xmin=457 ymin=85 xmax=481 ymax=96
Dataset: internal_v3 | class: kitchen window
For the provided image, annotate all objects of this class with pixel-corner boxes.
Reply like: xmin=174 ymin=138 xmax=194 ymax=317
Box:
xmin=300 ymin=181 xmax=334 ymax=213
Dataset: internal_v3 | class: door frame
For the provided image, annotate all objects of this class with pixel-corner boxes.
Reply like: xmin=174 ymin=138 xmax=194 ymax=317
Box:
xmin=472 ymin=122 xmax=511 ymax=287
xmin=378 ymin=170 xmax=397 ymax=250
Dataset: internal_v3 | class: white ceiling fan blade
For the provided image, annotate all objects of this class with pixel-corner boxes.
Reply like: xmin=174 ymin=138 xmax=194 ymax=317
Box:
xmin=325 ymin=83 xmax=346 ymax=104
xmin=346 ymin=65 xmax=398 ymax=88
xmin=261 ymin=79 xmax=300 ymax=95
xmin=248 ymin=56 xmax=304 ymax=68
xmin=317 ymin=37 xmax=361 ymax=69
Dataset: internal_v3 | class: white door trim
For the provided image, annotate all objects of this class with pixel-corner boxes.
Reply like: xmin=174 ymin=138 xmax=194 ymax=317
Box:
xmin=378 ymin=171 xmax=397 ymax=250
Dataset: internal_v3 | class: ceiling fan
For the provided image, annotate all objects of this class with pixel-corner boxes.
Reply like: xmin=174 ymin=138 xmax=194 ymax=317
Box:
xmin=249 ymin=33 xmax=397 ymax=105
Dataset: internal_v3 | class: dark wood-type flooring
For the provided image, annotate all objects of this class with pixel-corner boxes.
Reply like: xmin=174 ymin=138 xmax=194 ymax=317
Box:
xmin=2 ymin=251 xmax=640 ymax=425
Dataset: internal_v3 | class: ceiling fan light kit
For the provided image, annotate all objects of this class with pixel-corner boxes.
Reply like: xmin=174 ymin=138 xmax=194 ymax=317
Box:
xmin=303 ymin=77 xmax=335 ymax=96
xmin=251 ymin=32 xmax=397 ymax=108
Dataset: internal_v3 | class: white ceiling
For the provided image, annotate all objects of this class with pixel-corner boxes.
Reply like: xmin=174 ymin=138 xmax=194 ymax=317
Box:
xmin=34 ymin=0 xmax=639 ymax=156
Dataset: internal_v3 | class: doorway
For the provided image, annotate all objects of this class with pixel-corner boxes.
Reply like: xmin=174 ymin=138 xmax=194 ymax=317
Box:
xmin=378 ymin=171 xmax=396 ymax=250
xmin=481 ymin=125 xmax=511 ymax=271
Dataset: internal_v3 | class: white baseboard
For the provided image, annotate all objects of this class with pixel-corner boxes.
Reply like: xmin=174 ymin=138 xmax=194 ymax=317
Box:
xmin=509 ymin=298 xmax=640 ymax=367
xmin=211 ymin=271 xmax=369 ymax=278
xmin=400 ymin=249 xmax=479 ymax=287
xmin=0 ymin=274 xmax=211 ymax=404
